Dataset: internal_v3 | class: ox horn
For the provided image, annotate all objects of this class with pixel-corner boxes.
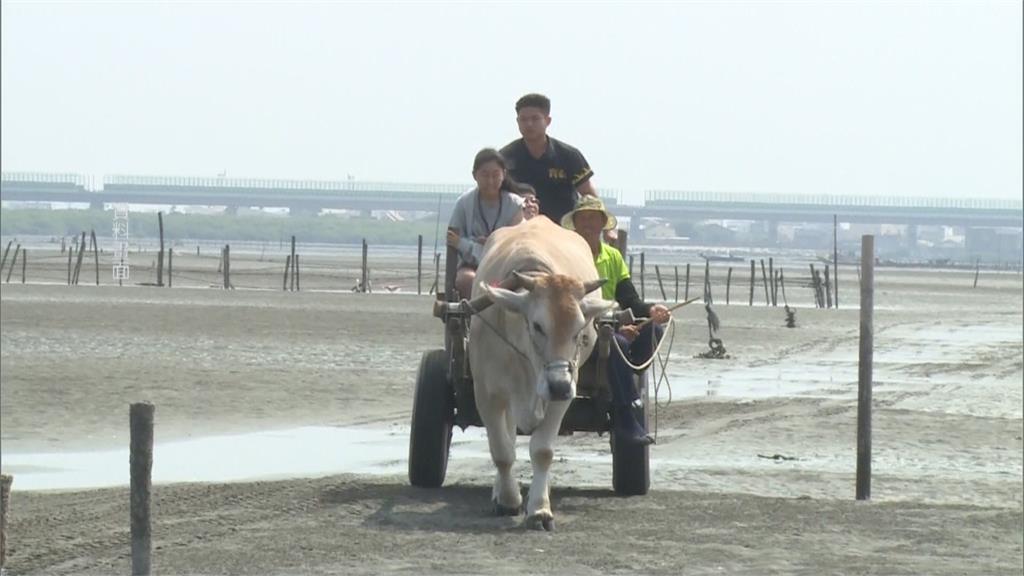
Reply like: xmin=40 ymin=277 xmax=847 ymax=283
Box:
xmin=582 ymin=278 xmax=607 ymax=295
xmin=513 ymin=270 xmax=537 ymax=291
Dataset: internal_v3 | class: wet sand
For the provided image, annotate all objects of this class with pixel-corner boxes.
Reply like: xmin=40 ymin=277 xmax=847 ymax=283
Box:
xmin=0 ymin=250 xmax=1021 ymax=575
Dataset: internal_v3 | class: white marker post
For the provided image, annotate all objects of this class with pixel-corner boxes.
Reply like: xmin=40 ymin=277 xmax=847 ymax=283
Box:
xmin=113 ymin=205 xmax=130 ymax=285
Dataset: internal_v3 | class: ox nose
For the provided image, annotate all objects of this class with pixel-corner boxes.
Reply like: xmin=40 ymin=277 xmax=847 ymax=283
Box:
xmin=545 ymin=361 xmax=574 ymax=402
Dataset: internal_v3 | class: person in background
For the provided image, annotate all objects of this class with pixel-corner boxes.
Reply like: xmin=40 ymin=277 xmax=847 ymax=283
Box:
xmin=563 ymin=196 xmax=670 ymax=446
xmin=516 ymin=182 xmax=540 ymax=220
xmin=447 ymin=148 xmax=524 ymax=297
xmin=501 ymin=93 xmax=596 ymax=224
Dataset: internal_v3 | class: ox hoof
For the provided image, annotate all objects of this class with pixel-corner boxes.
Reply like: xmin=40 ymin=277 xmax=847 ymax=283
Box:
xmin=492 ymin=500 xmax=521 ymax=516
xmin=525 ymin=514 xmax=555 ymax=532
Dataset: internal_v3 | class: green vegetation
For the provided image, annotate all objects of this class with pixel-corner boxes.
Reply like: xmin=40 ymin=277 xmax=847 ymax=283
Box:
xmin=0 ymin=208 xmax=441 ymax=245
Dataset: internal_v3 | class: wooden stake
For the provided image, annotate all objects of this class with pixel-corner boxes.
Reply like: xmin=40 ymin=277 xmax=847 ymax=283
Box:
xmin=417 ymin=234 xmax=423 ymax=295
xmin=73 ymin=232 xmax=86 ymax=285
xmin=290 ymin=236 xmax=297 ymax=291
xmin=0 ymin=474 xmax=11 ymax=571
xmin=769 ymin=257 xmax=775 ymax=306
xmin=824 ymin=265 xmax=833 ymax=308
xmin=973 ymin=258 xmax=980 ymax=288
xmin=749 ymin=259 xmax=755 ymax=306
xmin=654 ymin=265 xmax=667 ymax=300
xmin=856 ymin=235 xmax=874 ymax=500
xmin=20 ymin=249 xmax=26 ymax=283
xmin=67 ymin=243 xmax=73 ymax=285
xmin=0 ymin=240 xmax=11 ymax=273
xmin=283 ymin=255 xmax=291 ymax=291
xmin=167 ymin=249 xmax=173 ymax=288
xmin=6 ymin=245 xmax=20 ymax=283
xmin=130 ymin=402 xmax=154 ymax=576
xmin=361 ymin=238 xmax=369 ymax=293
xmin=294 ymin=254 xmax=300 ymax=292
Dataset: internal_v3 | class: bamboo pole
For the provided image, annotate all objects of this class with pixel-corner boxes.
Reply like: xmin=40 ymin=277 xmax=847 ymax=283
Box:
xmin=654 ymin=265 xmax=667 ymax=300
xmin=92 ymin=230 xmax=100 ymax=286
xmin=780 ymin=269 xmax=788 ymax=306
xmin=726 ymin=267 xmax=733 ymax=305
xmin=704 ymin=259 xmax=713 ymax=304
xmin=833 ymin=214 xmax=839 ymax=308
xmin=684 ymin=263 xmax=691 ymax=300
xmin=156 ymin=212 xmax=164 ymax=287
xmin=639 ymin=252 xmax=645 ymax=300
xmin=674 ymin=266 xmax=679 ymax=301
xmin=856 ymin=235 xmax=874 ymax=500
xmin=760 ymin=259 xmax=770 ymax=305
xmin=6 ymin=245 xmax=20 ymax=283
xmin=824 ymin=265 xmax=833 ymax=308
xmin=130 ymin=402 xmax=154 ymax=575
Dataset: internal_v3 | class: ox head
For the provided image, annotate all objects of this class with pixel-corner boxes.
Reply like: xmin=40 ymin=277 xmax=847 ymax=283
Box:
xmin=479 ymin=271 xmax=615 ymax=402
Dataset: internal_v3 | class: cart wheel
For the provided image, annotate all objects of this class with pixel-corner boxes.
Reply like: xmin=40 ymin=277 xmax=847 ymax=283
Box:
xmin=611 ymin=376 xmax=650 ymax=496
xmin=408 ymin=349 xmax=454 ymax=487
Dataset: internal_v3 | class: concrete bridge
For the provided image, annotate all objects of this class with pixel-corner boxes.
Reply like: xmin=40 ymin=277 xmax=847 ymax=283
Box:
xmin=2 ymin=172 xmax=1020 ymax=232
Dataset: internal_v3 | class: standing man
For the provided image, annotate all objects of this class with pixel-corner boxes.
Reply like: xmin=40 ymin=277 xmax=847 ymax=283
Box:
xmin=500 ymin=93 xmax=597 ymax=224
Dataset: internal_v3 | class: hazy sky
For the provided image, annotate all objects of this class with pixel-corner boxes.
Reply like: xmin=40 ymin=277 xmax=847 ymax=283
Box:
xmin=2 ymin=1 xmax=1021 ymax=205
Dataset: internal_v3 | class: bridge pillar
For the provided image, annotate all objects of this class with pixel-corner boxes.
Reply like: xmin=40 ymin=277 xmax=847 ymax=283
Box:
xmin=288 ymin=206 xmax=319 ymax=218
xmin=764 ymin=220 xmax=779 ymax=246
xmin=904 ymin=224 xmax=918 ymax=251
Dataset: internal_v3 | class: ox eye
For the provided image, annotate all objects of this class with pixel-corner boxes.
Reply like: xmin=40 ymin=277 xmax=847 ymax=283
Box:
xmin=532 ymin=322 xmax=545 ymax=336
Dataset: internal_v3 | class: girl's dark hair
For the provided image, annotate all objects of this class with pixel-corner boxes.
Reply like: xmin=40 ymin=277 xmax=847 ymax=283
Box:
xmin=472 ymin=147 xmax=520 ymax=194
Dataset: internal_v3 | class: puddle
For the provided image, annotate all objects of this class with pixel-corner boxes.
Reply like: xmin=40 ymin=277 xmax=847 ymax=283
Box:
xmin=0 ymin=425 xmax=591 ymax=492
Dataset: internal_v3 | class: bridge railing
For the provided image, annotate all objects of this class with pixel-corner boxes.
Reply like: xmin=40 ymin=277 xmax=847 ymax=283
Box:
xmin=1 ymin=172 xmax=88 ymax=188
xmin=645 ymin=190 xmax=1022 ymax=211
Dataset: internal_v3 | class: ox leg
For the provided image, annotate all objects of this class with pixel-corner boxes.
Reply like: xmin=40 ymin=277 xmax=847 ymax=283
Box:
xmin=480 ymin=399 xmax=522 ymax=515
xmin=525 ymin=401 xmax=570 ymax=531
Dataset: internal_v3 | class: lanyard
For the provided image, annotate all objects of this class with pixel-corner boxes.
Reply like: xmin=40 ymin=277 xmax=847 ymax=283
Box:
xmin=476 ymin=192 xmax=503 ymax=236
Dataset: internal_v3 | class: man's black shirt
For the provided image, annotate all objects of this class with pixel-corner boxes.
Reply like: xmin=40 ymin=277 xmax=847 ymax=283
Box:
xmin=500 ymin=137 xmax=594 ymax=223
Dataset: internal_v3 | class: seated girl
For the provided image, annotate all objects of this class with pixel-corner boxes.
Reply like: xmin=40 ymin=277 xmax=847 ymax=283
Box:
xmin=446 ymin=148 xmax=525 ymax=298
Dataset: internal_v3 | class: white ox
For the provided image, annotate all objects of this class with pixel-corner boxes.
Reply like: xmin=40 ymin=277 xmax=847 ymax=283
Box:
xmin=470 ymin=217 xmax=614 ymax=530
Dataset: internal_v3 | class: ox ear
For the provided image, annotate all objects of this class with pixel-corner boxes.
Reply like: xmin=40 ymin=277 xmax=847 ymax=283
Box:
xmin=479 ymin=282 xmax=529 ymax=314
xmin=582 ymin=278 xmax=607 ymax=295
xmin=580 ymin=297 xmax=617 ymax=321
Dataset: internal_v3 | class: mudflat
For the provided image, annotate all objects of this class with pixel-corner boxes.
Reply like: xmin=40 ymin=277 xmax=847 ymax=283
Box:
xmin=1 ymin=252 xmax=1021 ymax=575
